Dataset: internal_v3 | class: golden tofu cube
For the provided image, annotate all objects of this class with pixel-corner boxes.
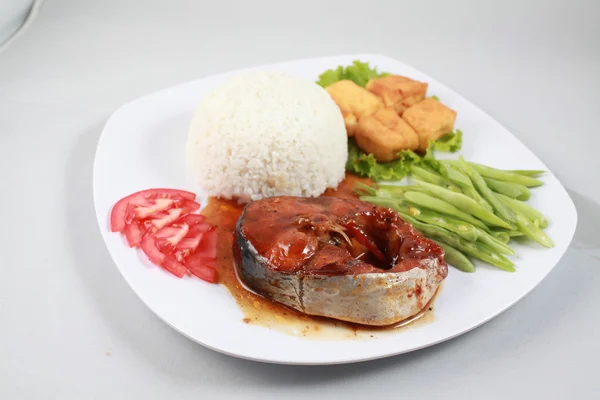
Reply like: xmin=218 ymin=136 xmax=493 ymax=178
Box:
xmin=366 ymin=75 xmax=428 ymax=115
xmin=354 ymin=107 xmax=420 ymax=162
xmin=402 ymin=98 xmax=457 ymax=150
xmin=325 ymin=80 xmax=384 ymax=136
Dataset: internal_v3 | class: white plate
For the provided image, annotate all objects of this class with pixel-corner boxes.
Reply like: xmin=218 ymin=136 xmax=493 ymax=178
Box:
xmin=93 ymin=54 xmax=577 ymax=365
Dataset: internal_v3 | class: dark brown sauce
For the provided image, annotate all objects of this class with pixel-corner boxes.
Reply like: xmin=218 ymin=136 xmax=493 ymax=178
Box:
xmin=201 ymin=173 xmax=440 ymax=340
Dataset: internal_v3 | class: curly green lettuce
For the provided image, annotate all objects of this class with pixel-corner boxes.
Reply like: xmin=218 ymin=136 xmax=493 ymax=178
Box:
xmin=346 ymin=139 xmax=423 ymax=181
xmin=433 ymin=130 xmax=463 ymax=152
xmin=317 ymin=60 xmax=390 ymax=88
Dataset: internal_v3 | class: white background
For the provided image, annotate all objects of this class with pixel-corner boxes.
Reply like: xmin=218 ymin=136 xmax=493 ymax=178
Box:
xmin=1 ymin=0 xmax=598 ymax=398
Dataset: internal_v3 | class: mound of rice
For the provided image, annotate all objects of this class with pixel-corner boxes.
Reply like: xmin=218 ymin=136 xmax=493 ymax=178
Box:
xmin=186 ymin=71 xmax=348 ymax=203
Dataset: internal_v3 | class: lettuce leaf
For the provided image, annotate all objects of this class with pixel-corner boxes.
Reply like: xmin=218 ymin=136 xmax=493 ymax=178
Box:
xmin=317 ymin=60 xmax=389 ymax=88
xmin=433 ymin=130 xmax=463 ymax=152
xmin=345 ymin=131 xmax=462 ymax=182
xmin=346 ymin=139 xmax=424 ymax=182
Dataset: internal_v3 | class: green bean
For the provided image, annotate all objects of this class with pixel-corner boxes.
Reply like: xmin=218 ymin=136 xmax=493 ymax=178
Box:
xmin=443 ymin=160 xmax=544 ymax=187
xmin=440 ymin=165 xmax=493 ymax=212
xmin=399 ymin=213 xmax=515 ymax=271
xmin=507 ymin=169 xmax=546 ymax=177
xmin=438 ymin=164 xmax=471 ymax=187
xmin=403 ymin=204 xmax=479 ymax=241
xmin=496 ymin=193 xmax=549 ymax=229
xmin=490 ymin=231 xmax=510 ymax=244
xmin=484 ymin=177 xmax=531 ymax=201
xmin=491 ymin=228 xmax=526 ymax=238
xmin=411 ymin=166 xmax=459 ymax=191
xmin=360 ymin=195 xmax=480 ymax=241
xmin=457 ymin=157 xmax=516 ymax=224
xmin=403 ymin=191 xmax=489 ymax=231
xmin=353 ymin=181 xmax=377 ymax=196
xmin=358 ymin=195 xmax=402 ymax=210
xmin=475 ymin=228 xmax=515 ymax=255
xmin=354 ymin=182 xmax=434 ymax=198
xmin=375 ymin=184 xmax=429 ymax=197
xmin=513 ymin=212 xmax=555 ymax=248
xmin=413 ymin=179 xmax=513 ymax=229
xmin=435 ymin=241 xmax=475 ymax=273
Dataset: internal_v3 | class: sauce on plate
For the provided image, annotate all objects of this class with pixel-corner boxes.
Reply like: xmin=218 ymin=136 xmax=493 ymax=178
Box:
xmin=201 ymin=173 xmax=439 ymax=340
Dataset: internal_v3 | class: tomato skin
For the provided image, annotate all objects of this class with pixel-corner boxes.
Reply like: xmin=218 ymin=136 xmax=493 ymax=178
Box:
xmin=186 ymin=254 xmax=216 ymax=270
xmin=162 ymin=256 xmax=187 ymax=278
xmin=193 ymin=230 xmax=217 ymax=259
xmin=185 ymin=241 xmax=217 ymax=282
xmin=141 ymin=232 xmax=165 ymax=266
xmin=187 ymin=262 xmax=217 ymax=283
xmin=110 ymin=188 xmax=196 ymax=232
xmin=178 ymin=214 xmax=206 ymax=226
xmin=181 ymin=200 xmax=201 ymax=214
xmin=124 ymin=222 xmax=143 ymax=248
xmin=188 ymin=223 xmax=213 ymax=238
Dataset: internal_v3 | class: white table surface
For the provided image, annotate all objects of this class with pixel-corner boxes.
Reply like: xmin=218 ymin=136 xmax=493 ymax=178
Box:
xmin=1 ymin=0 xmax=599 ymax=398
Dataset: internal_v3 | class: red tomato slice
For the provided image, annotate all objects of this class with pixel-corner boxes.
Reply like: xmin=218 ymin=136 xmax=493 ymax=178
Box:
xmin=162 ymin=256 xmax=187 ymax=278
xmin=155 ymin=224 xmax=190 ymax=253
xmin=141 ymin=232 xmax=165 ymax=266
xmin=177 ymin=214 xmax=206 ymax=226
xmin=133 ymin=198 xmax=176 ymax=219
xmin=186 ymin=256 xmax=218 ymax=283
xmin=124 ymin=221 xmax=143 ymax=248
xmin=180 ymin=200 xmax=201 ymax=215
xmin=193 ymin=229 xmax=217 ymax=259
xmin=178 ymin=236 xmax=202 ymax=251
xmin=173 ymin=234 xmax=204 ymax=262
xmin=152 ymin=214 xmax=209 ymax=259
xmin=110 ymin=187 xmax=222 ymax=284
xmin=110 ymin=188 xmax=196 ymax=232
xmin=188 ymin=222 xmax=214 ymax=237
xmin=187 ymin=256 xmax=216 ymax=270
xmin=149 ymin=208 xmax=183 ymax=230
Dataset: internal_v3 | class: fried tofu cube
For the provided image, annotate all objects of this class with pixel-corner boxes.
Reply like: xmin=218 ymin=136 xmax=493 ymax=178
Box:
xmin=325 ymin=80 xmax=384 ymax=136
xmin=402 ymin=98 xmax=457 ymax=150
xmin=354 ymin=107 xmax=420 ymax=162
xmin=366 ymin=75 xmax=428 ymax=115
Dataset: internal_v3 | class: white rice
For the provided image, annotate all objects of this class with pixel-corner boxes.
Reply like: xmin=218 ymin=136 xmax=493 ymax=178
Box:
xmin=186 ymin=71 xmax=348 ymax=203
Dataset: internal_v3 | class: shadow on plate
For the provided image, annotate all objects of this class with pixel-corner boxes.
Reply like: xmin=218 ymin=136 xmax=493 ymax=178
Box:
xmin=64 ymin=125 xmax=599 ymax=387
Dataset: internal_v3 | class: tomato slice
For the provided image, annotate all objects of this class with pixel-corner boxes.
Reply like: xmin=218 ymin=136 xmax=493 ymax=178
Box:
xmin=177 ymin=214 xmax=206 ymax=226
xmin=173 ymin=234 xmax=204 ymax=262
xmin=155 ymin=224 xmax=190 ymax=253
xmin=149 ymin=208 xmax=183 ymax=230
xmin=141 ymin=232 xmax=165 ymax=266
xmin=133 ymin=198 xmax=176 ymax=219
xmin=180 ymin=200 xmax=201 ymax=215
xmin=186 ymin=255 xmax=218 ymax=283
xmin=188 ymin=222 xmax=214 ymax=237
xmin=124 ymin=221 xmax=143 ymax=248
xmin=187 ymin=255 xmax=216 ymax=270
xmin=193 ymin=229 xmax=217 ymax=259
xmin=162 ymin=256 xmax=187 ymax=278
xmin=110 ymin=188 xmax=222 ymax=284
xmin=110 ymin=188 xmax=196 ymax=232
xmin=178 ymin=236 xmax=202 ymax=251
